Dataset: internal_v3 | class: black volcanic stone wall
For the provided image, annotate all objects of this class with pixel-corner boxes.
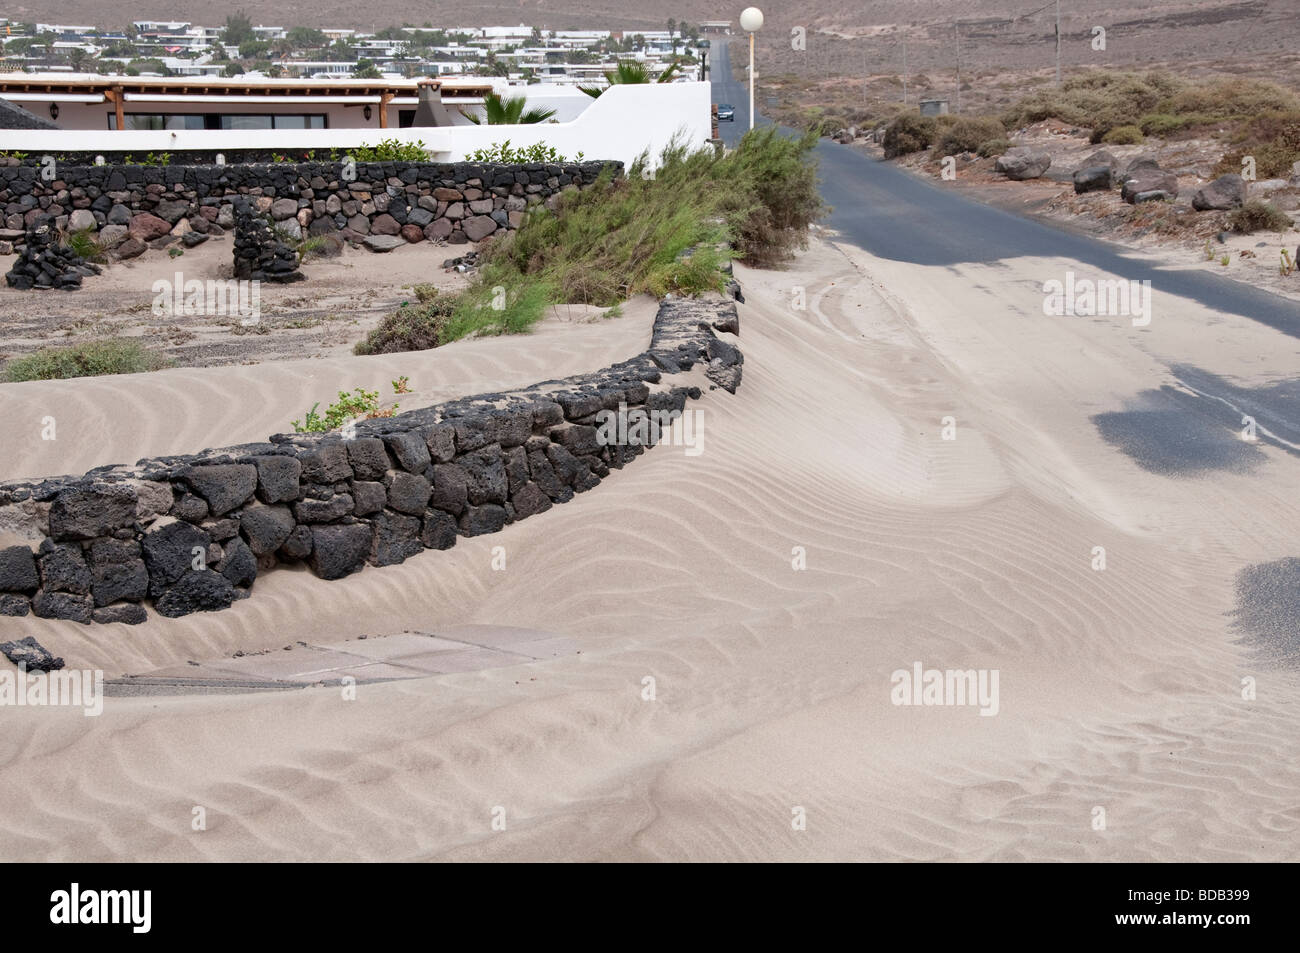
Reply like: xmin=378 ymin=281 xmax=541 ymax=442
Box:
xmin=0 ymin=294 xmax=743 ymax=626
xmin=0 ymin=159 xmax=619 ymax=253
xmin=231 ymin=198 xmax=303 ymax=283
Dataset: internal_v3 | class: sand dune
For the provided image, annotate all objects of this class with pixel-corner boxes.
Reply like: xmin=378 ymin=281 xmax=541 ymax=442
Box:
xmin=0 ymin=295 xmax=657 ymax=486
xmin=1 ymin=235 xmax=1297 ymax=861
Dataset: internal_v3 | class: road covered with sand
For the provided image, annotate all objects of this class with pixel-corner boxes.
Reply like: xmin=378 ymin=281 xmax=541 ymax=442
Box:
xmin=1 ymin=221 xmax=1298 ymax=860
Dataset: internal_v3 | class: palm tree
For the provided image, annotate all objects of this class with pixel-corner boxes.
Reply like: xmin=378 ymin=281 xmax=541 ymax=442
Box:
xmin=461 ymin=91 xmax=556 ymax=125
xmin=579 ymin=59 xmax=680 ymax=98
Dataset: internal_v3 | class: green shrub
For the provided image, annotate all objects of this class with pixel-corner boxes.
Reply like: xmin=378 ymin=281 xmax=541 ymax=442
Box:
xmin=882 ymin=113 xmax=936 ymax=158
xmin=3 ymin=339 xmax=172 ymax=382
xmin=1215 ymin=110 xmax=1300 ymax=179
xmin=933 ymin=117 xmax=1007 ymax=156
xmin=1102 ymin=125 xmax=1145 ymax=145
xmin=356 ymin=127 xmax=824 ymax=351
xmin=347 ymin=139 xmax=429 ymax=162
xmin=292 ymin=387 xmax=394 ymax=433
xmin=466 ymin=140 xmax=580 ymax=163
xmin=354 ymin=288 xmax=460 ymax=354
xmin=1138 ymin=112 xmax=1215 ymax=136
xmin=444 ymin=276 xmax=556 ymax=342
xmin=1227 ymin=200 xmax=1293 ymax=234
xmin=977 ymin=138 xmax=1011 ymax=158
xmin=62 ymin=228 xmax=106 ymax=263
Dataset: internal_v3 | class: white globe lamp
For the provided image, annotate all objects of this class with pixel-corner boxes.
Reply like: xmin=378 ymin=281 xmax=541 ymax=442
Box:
xmin=740 ymin=8 xmax=764 ymax=130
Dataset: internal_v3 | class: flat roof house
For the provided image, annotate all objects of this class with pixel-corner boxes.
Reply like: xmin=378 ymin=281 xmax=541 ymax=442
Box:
xmin=0 ymin=75 xmax=498 ymax=130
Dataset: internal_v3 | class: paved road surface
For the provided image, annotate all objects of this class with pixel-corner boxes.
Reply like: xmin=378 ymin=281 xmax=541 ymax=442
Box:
xmin=708 ymin=41 xmax=1300 ymax=461
xmin=710 ymin=43 xmax=1300 ymax=339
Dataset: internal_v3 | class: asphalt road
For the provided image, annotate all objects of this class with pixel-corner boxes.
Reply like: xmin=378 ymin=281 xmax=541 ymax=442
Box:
xmin=709 ymin=42 xmax=1300 ymax=339
xmin=709 ymin=42 xmax=1299 ymax=472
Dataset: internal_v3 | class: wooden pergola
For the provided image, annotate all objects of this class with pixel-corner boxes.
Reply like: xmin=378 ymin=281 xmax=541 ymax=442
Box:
xmin=0 ymin=76 xmax=497 ymax=129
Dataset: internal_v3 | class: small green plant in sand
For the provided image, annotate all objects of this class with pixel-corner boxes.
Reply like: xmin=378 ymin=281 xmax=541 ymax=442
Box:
xmin=3 ymin=339 xmax=172 ymax=382
xmin=62 ymin=228 xmax=106 ymax=263
xmin=392 ymin=375 xmax=411 ymax=394
xmin=291 ymin=387 xmax=396 ymax=433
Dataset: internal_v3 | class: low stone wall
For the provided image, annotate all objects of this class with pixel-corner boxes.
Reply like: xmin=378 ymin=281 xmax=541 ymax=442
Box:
xmin=0 ymin=159 xmax=619 ymax=255
xmin=0 ymin=294 xmax=743 ymax=625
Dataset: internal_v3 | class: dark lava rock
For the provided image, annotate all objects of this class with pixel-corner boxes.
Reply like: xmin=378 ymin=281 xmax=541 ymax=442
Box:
xmin=370 ymin=510 xmax=424 ymax=566
xmin=237 ymin=503 xmax=295 ymax=556
xmin=0 ymin=545 xmax=39 ymax=593
xmin=31 ymin=589 xmax=94 ymax=624
xmin=421 ymin=510 xmax=458 ymax=550
xmin=87 ymin=538 xmax=148 ymax=607
xmin=307 ymin=524 xmax=371 ymax=580
xmin=182 ymin=464 xmax=258 ymax=515
xmin=458 ymin=504 xmax=508 ymax=537
xmin=142 ymin=520 xmax=211 ymax=596
xmin=37 ymin=539 xmax=92 ymax=594
xmin=153 ymin=569 xmax=236 ymax=617
xmin=92 ymin=603 xmax=148 ymax=625
xmin=49 ymin=483 xmax=137 ymax=540
xmin=0 ymin=635 xmax=65 ymax=671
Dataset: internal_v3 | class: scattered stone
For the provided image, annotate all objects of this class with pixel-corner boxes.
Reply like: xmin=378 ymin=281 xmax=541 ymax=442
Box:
xmin=0 ymin=635 xmax=65 ymax=671
xmin=1192 ymin=174 xmax=1247 ymax=211
xmin=363 ymin=234 xmax=404 ymax=253
xmin=995 ymin=148 xmax=1052 ymax=180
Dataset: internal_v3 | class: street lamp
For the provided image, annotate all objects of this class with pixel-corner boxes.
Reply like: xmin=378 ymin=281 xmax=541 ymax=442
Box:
xmin=740 ymin=6 xmax=763 ymax=131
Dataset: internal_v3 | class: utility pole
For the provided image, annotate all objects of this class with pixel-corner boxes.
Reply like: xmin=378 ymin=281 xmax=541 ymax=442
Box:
xmin=954 ymin=23 xmax=961 ymax=114
xmin=901 ymin=33 xmax=907 ymax=104
xmin=1055 ymin=0 xmax=1062 ymax=86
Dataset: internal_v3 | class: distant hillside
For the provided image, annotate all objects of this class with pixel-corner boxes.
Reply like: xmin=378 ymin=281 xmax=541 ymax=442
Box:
xmin=14 ymin=0 xmax=1298 ymax=78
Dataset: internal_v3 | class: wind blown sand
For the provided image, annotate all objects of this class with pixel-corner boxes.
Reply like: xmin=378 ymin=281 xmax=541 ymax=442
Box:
xmin=1 ymin=236 xmax=1297 ymax=861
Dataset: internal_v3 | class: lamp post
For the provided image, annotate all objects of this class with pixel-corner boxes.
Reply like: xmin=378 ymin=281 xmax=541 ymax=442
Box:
xmin=740 ymin=7 xmax=763 ymax=131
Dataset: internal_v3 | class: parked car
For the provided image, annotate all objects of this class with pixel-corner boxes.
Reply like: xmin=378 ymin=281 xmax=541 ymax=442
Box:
xmin=717 ymin=103 xmax=735 ymax=122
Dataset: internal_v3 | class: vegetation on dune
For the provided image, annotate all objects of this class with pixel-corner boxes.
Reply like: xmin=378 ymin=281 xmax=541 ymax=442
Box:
xmin=355 ymin=283 xmax=481 ymax=355
xmin=62 ymin=228 xmax=107 ymax=263
xmin=1101 ymin=125 xmax=1145 ymax=145
xmin=882 ymin=113 xmax=937 ymax=158
xmin=1215 ymin=111 xmax=1300 ymax=179
xmin=1227 ymin=200 xmax=1293 ymax=235
xmin=291 ymin=387 xmax=396 ymax=433
xmin=353 ymin=127 xmax=824 ymax=355
xmin=3 ymin=339 xmax=173 ymax=382
xmin=1000 ymin=71 xmax=1296 ymax=145
xmin=933 ymin=117 xmax=1009 ymax=157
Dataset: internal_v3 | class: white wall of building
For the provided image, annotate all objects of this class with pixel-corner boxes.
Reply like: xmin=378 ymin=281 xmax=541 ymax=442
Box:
xmin=3 ymin=82 xmax=711 ymax=166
